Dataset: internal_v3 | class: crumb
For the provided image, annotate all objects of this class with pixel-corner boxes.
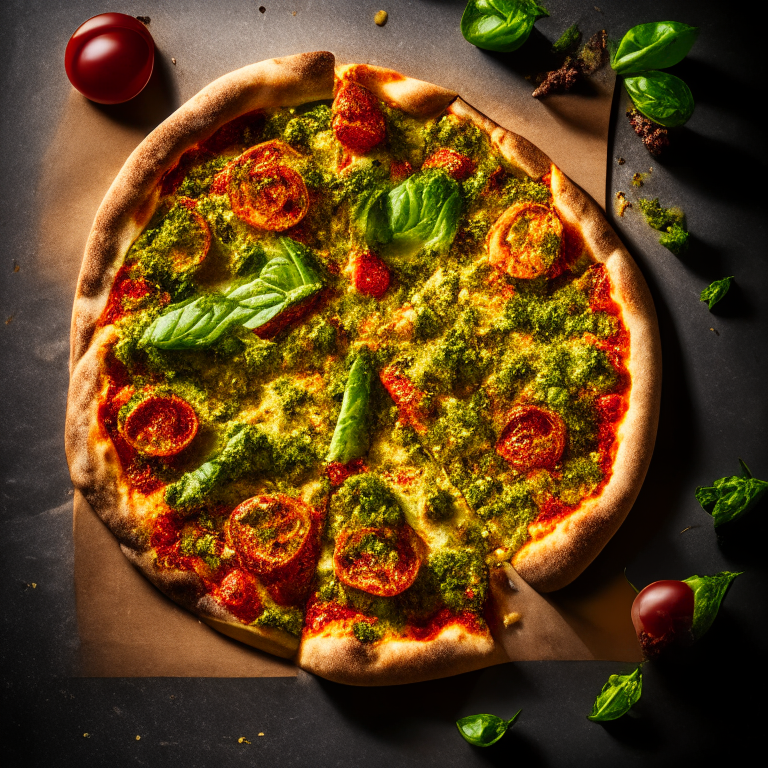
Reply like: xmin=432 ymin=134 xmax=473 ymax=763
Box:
xmin=170 ymin=695 xmax=175 ymax=699
xmin=615 ymin=191 xmax=631 ymax=217
xmin=710 ymin=328 xmax=720 ymax=336
xmin=292 ymin=10 xmax=296 ymax=15
xmin=375 ymin=10 xmax=388 ymax=26
xmin=136 ymin=16 xmax=150 ymax=25
xmin=631 ymin=172 xmax=644 ymax=187
xmin=135 ymin=735 xmax=141 ymax=741
xmin=172 ymin=58 xmax=177 ymax=65
xmin=532 ymin=60 xmax=580 ymax=97
xmin=503 ymin=612 xmax=522 ymax=627
xmin=13 ymin=260 xmax=20 ymax=272
xmin=532 ymin=29 xmax=606 ymax=98
xmin=617 ymin=157 xmax=625 ymax=165
xmin=6 ymin=316 xmax=13 ymax=324
xmin=83 ymin=733 xmax=90 ymax=738
xmin=594 ymin=6 xmax=602 ymax=11
xmin=680 ymin=526 xmax=696 ymax=534
xmin=578 ymin=29 xmax=608 ymax=75
xmin=31 ymin=582 xmax=37 ymax=588
xmin=258 ymin=732 xmax=265 ymax=737
xmin=259 ymin=6 xmax=266 ymax=12
xmin=627 ymin=108 xmax=670 ymax=156
xmin=238 ymin=737 xmax=251 ymax=744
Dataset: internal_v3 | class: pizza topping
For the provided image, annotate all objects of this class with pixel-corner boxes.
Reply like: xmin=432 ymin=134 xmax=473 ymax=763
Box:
xmin=332 ymin=82 xmax=386 ymax=154
xmin=380 ymin=366 xmax=431 ymax=434
xmin=350 ymin=249 xmax=391 ymax=299
xmin=488 ymin=202 xmax=564 ymax=279
xmin=122 ymin=394 xmax=198 ymax=457
xmin=327 ymin=353 xmax=374 ymax=465
xmin=333 ymin=525 xmax=423 ymax=597
xmin=227 ymin=494 xmax=313 ymax=576
xmin=422 ymin=149 xmax=476 ymax=181
xmin=496 ymin=405 xmax=566 ymax=471
xmin=215 ymin=569 xmax=263 ymax=623
xmin=389 ymin=159 xmax=412 ymax=183
xmin=165 ymin=198 xmax=211 ymax=271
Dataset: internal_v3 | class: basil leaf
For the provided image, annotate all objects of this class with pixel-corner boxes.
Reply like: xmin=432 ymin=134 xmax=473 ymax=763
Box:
xmin=461 ymin=0 xmax=548 ymax=53
xmin=695 ymin=460 xmax=768 ymax=527
xmin=587 ymin=666 xmax=642 ymax=722
xmin=141 ymin=238 xmax=323 ymax=349
xmin=352 ymin=187 xmax=392 ymax=246
xmin=682 ymin=571 xmax=742 ymax=640
xmin=612 ymin=21 xmax=699 ymax=75
xmin=327 ymin=352 xmax=374 ymax=464
xmin=387 ymin=171 xmax=461 ymax=253
xmin=456 ymin=710 xmax=521 ymax=747
xmin=624 ymin=72 xmax=694 ymax=128
xmin=165 ymin=425 xmax=273 ymax=508
xmin=700 ymin=276 xmax=734 ymax=310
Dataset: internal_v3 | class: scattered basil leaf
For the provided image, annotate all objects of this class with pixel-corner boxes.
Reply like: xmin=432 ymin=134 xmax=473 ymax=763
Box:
xmin=387 ymin=171 xmax=462 ymax=253
xmin=700 ymin=276 xmax=734 ymax=310
xmin=696 ymin=460 xmax=768 ymax=527
xmin=461 ymin=0 xmax=548 ymax=53
xmin=682 ymin=571 xmax=742 ymax=640
xmin=327 ymin=352 xmax=374 ymax=464
xmin=587 ymin=666 xmax=642 ymax=722
xmin=456 ymin=710 xmax=521 ymax=747
xmin=141 ymin=238 xmax=323 ymax=349
xmin=612 ymin=21 xmax=699 ymax=75
xmin=624 ymin=71 xmax=694 ymax=128
xmin=552 ymin=23 xmax=581 ymax=54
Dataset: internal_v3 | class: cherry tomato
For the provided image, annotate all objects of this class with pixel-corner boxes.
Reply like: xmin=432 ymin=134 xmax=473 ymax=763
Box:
xmin=122 ymin=394 xmax=198 ymax=457
xmin=350 ymin=249 xmax=391 ymax=299
xmin=496 ymin=405 xmax=566 ymax=471
xmin=422 ymin=149 xmax=477 ymax=181
xmin=631 ymin=580 xmax=695 ymax=658
xmin=332 ymin=82 xmax=386 ymax=154
xmin=65 ymin=13 xmax=154 ymax=104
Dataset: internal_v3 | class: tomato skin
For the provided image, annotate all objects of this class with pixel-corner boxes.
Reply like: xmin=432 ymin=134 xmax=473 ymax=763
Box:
xmin=351 ymin=249 xmax=391 ymax=299
xmin=332 ymin=82 xmax=386 ymax=154
xmin=215 ymin=569 xmax=263 ymax=624
xmin=422 ymin=149 xmax=476 ymax=181
xmin=631 ymin=580 xmax=695 ymax=658
xmin=65 ymin=14 xmax=154 ymax=104
xmin=496 ymin=405 xmax=566 ymax=471
xmin=122 ymin=394 xmax=199 ymax=457
xmin=379 ymin=367 xmax=431 ymax=435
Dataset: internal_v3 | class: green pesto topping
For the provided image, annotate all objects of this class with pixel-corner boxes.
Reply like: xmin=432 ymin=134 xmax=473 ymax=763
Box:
xmin=424 ymin=489 xmax=456 ymax=522
xmin=428 ymin=548 xmax=487 ymax=614
xmin=177 ymin=156 xmax=229 ymax=198
xmin=273 ymin=376 xmax=309 ymax=416
xmin=255 ymin=606 xmax=304 ymax=637
xmin=659 ymin=222 xmax=690 ymax=255
xmin=352 ymin=620 xmax=384 ymax=644
xmin=422 ymin=115 xmax=485 ymax=159
xmin=283 ymin=104 xmax=332 ymax=149
xmin=329 ymin=474 xmax=404 ymax=535
xmin=638 ymin=197 xmax=690 ymax=254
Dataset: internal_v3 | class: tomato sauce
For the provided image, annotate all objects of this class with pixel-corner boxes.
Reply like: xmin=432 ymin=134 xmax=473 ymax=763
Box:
xmin=99 ymin=265 xmax=158 ymax=326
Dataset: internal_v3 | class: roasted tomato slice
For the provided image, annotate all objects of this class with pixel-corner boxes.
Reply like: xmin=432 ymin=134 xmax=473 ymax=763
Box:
xmin=496 ymin=405 xmax=566 ymax=471
xmin=333 ymin=525 xmax=424 ymax=597
xmin=422 ymin=148 xmax=476 ymax=181
xmin=389 ymin=159 xmax=413 ymax=183
xmin=379 ymin=366 xmax=431 ymax=435
xmin=168 ymin=198 xmax=211 ymax=271
xmin=351 ymin=249 xmax=391 ymax=299
xmin=226 ymin=494 xmax=314 ymax=577
xmin=122 ymin=394 xmax=199 ymax=457
xmin=488 ymin=202 xmax=564 ymax=280
xmin=215 ymin=569 xmax=263 ymax=624
xmin=332 ymin=82 xmax=386 ymax=154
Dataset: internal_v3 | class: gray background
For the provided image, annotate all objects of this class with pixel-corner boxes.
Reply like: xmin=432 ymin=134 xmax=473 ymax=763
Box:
xmin=1 ymin=1 xmax=765 ymax=765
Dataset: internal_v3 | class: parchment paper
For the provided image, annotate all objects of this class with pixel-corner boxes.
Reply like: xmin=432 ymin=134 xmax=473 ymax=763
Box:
xmin=50 ymin=54 xmax=643 ymax=677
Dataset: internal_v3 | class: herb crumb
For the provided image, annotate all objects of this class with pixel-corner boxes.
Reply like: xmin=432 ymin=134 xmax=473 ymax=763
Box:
xmin=83 ymin=733 xmax=90 ymax=738
xmin=375 ymin=10 xmax=388 ymax=26
xmin=631 ymin=173 xmax=644 ymax=187
xmin=136 ymin=16 xmax=150 ymax=25
xmin=617 ymin=157 xmax=625 ymax=165
xmin=503 ymin=611 xmax=522 ymax=627
xmin=238 ymin=737 xmax=251 ymax=744
xmin=615 ymin=191 xmax=631 ymax=217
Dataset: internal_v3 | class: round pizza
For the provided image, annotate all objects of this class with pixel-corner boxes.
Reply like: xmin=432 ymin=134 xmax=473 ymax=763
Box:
xmin=65 ymin=51 xmax=661 ymax=685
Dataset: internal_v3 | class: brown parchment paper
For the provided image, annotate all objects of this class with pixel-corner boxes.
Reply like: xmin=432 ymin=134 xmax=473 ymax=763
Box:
xmin=49 ymin=56 xmax=642 ymax=678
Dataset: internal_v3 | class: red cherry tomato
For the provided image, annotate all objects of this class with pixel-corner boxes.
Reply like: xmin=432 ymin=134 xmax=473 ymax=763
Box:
xmin=631 ymin=579 xmax=695 ymax=658
xmin=65 ymin=13 xmax=154 ymax=104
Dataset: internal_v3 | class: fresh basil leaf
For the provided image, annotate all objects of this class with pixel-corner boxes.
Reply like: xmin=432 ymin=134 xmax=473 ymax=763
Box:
xmin=327 ymin=352 xmax=374 ymax=464
xmin=624 ymin=71 xmax=694 ymax=128
xmin=700 ymin=276 xmax=734 ymax=310
xmin=587 ymin=666 xmax=642 ymax=722
xmin=456 ymin=710 xmax=521 ymax=747
xmin=695 ymin=460 xmax=768 ymax=527
xmin=682 ymin=571 xmax=742 ymax=640
xmin=387 ymin=171 xmax=461 ymax=253
xmin=141 ymin=238 xmax=323 ymax=349
xmin=352 ymin=187 xmax=392 ymax=245
xmin=612 ymin=21 xmax=699 ymax=75
xmin=165 ymin=424 xmax=273 ymax=508
xmin=461 ymin=0 xmax=548 ymax=53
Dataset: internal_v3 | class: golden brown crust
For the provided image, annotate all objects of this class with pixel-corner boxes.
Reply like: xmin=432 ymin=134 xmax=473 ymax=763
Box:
xmin=298 ymin=624 xmax=506 ymax=686
xmin=511 ymin=166 xmax=661 ymax=592
xmin=336 ymin=63 xmax=457 ymax=119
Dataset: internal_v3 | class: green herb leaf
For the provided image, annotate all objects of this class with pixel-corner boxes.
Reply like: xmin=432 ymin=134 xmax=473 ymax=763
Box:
xmin=387 ymin=171 xmax=462 ymax=253
xmin=682 ymin=571 xmax=742 ymax=640
xmin=700 ymin=276 xmax=734 ymax=310
xmin=587 ymin=666 xmax=642 ymax=722
xmin=456 ymin=710 xmax=521 ymax=747
xmin=695 ymin=460 xmax=768 ymax=527
xmin=552 ymin=23 xmax=581 ymax=54
xmin=612 ymin=21 xmax=699 ymax=75
xmin=327 ymin=352 xmax=375 ymax=464
xmin=461 ymin=0 xmax=548 ymax=53
xmin=624 ymin=71 xmax=695 ymax=128
xmin=141 ymin=238 xmax=323 ymax=349
xmin=352 ymin=187 xmax=392 ymax=246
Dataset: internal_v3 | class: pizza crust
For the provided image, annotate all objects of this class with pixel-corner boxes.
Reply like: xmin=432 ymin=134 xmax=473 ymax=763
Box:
xmin=66 ymin=52 xmax=661 ymax=681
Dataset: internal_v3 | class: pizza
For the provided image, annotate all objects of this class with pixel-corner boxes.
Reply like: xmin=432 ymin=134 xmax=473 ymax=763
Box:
xmin=65 ymin=51 xmax=660 ymax=685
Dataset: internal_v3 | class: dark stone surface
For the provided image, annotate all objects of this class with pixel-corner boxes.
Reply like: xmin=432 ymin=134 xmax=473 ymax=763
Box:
xmin=1 ymin=1 xmax=765 ymax=765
